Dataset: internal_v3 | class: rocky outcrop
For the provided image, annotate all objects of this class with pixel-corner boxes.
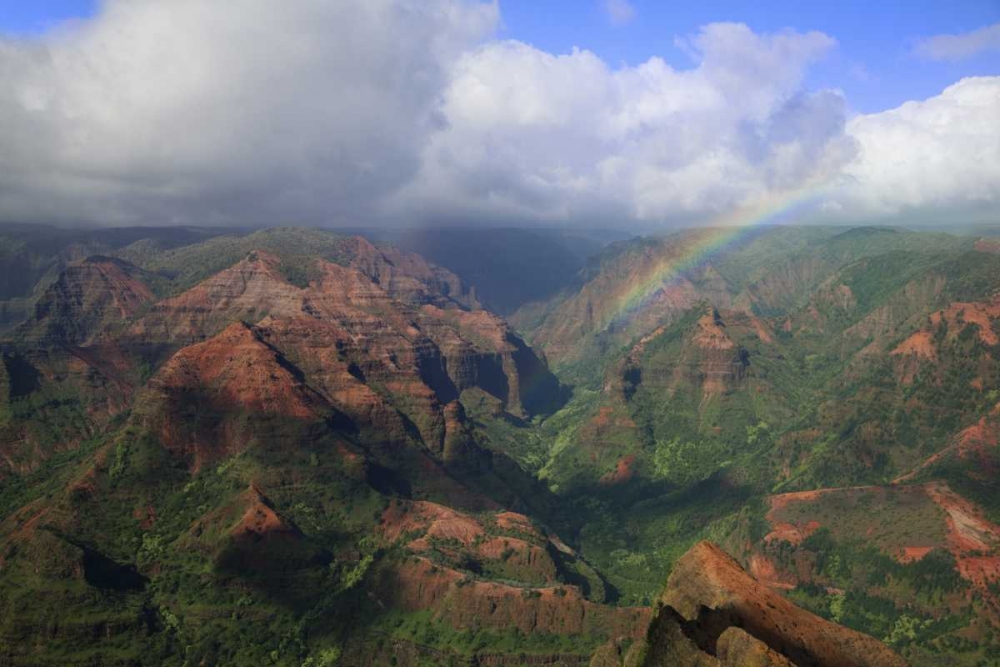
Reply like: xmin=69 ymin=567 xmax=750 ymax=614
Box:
xmin=133 ymin=251 xmax=559 ymax=422
xmin=618 ymin=306 xmax=751 ymax=402
xmin=377 ymin=557 xmax=651 ymax=640
xmin=338 ymin=236 xmax=478 ymax=309
xmin=642 ymin=541 xmax=907 ymax=667
xmin=380 ymin=500 xmax=565 ymax=587
xmin=0 ymin=258 xmax=157 ymax=477
xmin=131 ymin=250 xmax=304 ymax=344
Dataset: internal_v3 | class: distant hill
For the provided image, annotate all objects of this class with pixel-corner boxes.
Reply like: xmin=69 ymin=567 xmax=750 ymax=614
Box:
xmin=355 ymin=227 xmax=629 ymax=314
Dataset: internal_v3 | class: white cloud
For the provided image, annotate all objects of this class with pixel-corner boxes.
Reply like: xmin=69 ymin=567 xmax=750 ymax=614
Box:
xmin=605 ymin=0 xmax=636 ymax=27
xmin=834 ymin=77 xmax=1000 ymax=217
xmin=0 ymin=0 xmax=498 ymax=225
xmin=0 ymin=3 xmax=995 ymax=228
xmin=915 ymin=23 xmax=1000 ymax=62
xmin=392 ymin=23 xmax=848 ymax=222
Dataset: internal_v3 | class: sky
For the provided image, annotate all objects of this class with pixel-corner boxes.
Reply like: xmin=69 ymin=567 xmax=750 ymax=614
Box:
xmin=0 ymin=0 xmax=997 ymax=229
xmin=498 ymin=0 xmax=1000 ymax=114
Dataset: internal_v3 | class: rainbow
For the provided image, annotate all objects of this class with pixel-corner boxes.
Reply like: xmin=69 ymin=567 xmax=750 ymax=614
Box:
xmin=606 ymin=184 xmax=831 ymax=328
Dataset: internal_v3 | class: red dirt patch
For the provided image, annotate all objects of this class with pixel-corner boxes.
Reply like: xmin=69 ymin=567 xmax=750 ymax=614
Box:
xmin=231 ymin=486 xmax=300 ymax=539
xmin=767 ymin=486 xmax=880 ymax=515
xmin=956 ymin=418 xmax=999 ymax=457
xmin=899 ymin=546 xmax=933 ymax=563
xmin=748 ymin=316 xmax=774 ymax=344
xmin=380 ymin=557 xmax=651 ymax=639
xmin=590 ymin=406 xmax=636 ymax=429
xmin=975 ymin=238 xmax=1000 ymax=254
xmin=749 ymin=554 xmax=796 ymax=590
xmin=380 ymin=500 xmax=484 ymax=547
xmin=495 ymin=511 xmax=537 ymax=536
xmin=896 ymin=419 xmax=999 ymax=484
xmin=132 ymin=505 xmax=157 ymax=530
xmin=924 ymin=482 xmax=1000 ymax=589
xmin=764 ymin=519 xmax=821 ymax=546
xmin=930 ymin=299 xmax=1000 ymax=346
xmin=692 ymin=311 xmax=735 ymax=351
xmin=599 ymin=454 xmax=636 ymax=486
xmin=891 ymin=331 xmax=936 ymax=360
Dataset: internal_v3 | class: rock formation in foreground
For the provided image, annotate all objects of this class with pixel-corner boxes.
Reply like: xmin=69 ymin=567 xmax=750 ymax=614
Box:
xmin=640 ymin=541 xmax=907 ymax=667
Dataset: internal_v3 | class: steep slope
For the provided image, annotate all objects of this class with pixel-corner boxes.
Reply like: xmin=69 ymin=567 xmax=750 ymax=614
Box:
xmin=0 ymin=224 xmax=229 ymax=334
xmin=0 ymin=231 xmax=560 ymax=479
xmin=0 ymin=232 xmax=585 ymax=666
xmin=491 ymin=227 xmax=1000 ymax=666
xmin=516 ymin=230 xmax=735 ymax=371
xmin=0 ymin=257 xmax=158 ymax=478
xmin=16 ymin=256 xmax=154 ymax=345
xmin=135 ymin=228 xmax=477 ymax=309
xmin=137 ymin=249 xmax=557 ymax=422
xmin=137 ymin=321 xmax=330 ymax=471
xmin=5 ymin=225 xmax=1000 ymax=666
xmin=515 ymin=226 xmax=968 ymax=376
xmin=642 ymin=542 xmax=907 ymax=667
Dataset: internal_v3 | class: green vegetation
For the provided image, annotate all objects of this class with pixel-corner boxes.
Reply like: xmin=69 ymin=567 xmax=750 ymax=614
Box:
xmin=3 ymin=224 xmax=1000 ymax=664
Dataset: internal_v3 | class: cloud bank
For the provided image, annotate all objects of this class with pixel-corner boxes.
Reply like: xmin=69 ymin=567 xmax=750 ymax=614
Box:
xmin=0 ymin=0 xmax=497 ymax=225
xmin=916 ymin=22 xmax=1000 ymax=62
xmin=0 ymin=0 xmax=996 ymax=228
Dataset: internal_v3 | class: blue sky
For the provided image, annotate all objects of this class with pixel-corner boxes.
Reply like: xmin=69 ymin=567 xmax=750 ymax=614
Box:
xmin=497 ymin=0 xmax=1000 ymax=112
xmin=0 ymin=0 xmax=94 ymax=33
xmin=3 ymin=0 xmax=998 ymax=112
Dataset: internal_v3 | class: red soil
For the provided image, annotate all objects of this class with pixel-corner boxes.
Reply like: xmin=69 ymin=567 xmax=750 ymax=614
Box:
xmin=155 ymin=321 xmax=318 ymax=420
xmin=894 ymin=416 xmax=998 ymax=483
xmin=589 ymin=406 xmax=636 ymax=430
xmin=599 ymin=454 xmax=636 ymax=486
xmin=891 ymin=331 xmax=937 ymax=360
xmin=692 ymin=312 xmax=735 ymax=351
xmin=975 ymin=238 xmax=1000 ymax=254
xmin=380 ymin=500 xmax=484 ymax=547
xmin=930 ymin=299 xmax=1000 ymax=346
xmin=663 ymin=542 xmax=907 ymax=667
xmin=925 ymin=483 xmax=1000 ymax=562
xmin=135 ymin=506 xmax=157 ymax=530
xmin=767 ymin=486 xmax=881 ymax=515
xmin=748 ymin=316 xmax=775 ymax=343
xmin=381 ymin=557 xmax=651 ymax=639
xmin=899 ymin=546 xmax=933 ymax=563
xmin=495 ymin=511 xmax=538 ymax=535
xmin=749 ymin=553 xmax=797 ymax=589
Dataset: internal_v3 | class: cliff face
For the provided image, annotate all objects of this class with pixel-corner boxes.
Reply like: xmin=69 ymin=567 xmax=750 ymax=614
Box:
xmin=133 ymin=250 xmax=556 ymax=422
xmin=641 ymin=542 xmax=907 ymax=667
xmin=17 ymin=256 xmax=154 ymax=346
xmin=619 ymin=307 xmax=752 ymax=401
xmin=0 ymin=240 xmax=561 ymax=478
xmin=130 ymin=251 xmax=559 ymax=475
xmin=338 ymin=236 xmax=478 ymax=309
